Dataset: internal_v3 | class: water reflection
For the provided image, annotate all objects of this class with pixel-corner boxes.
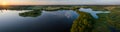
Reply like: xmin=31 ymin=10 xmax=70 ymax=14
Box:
xmin=71 ymin=9 xmax=94 ymax=32
xmin=79 ymin=8 xmax=110 ymax=19
xmin=0 ymin=10 xmax=78 ymax=32
xmin=71 ymin=8 xmax=120 ymax=32
xmin=0 ymin=6 xmax=120 ymax=32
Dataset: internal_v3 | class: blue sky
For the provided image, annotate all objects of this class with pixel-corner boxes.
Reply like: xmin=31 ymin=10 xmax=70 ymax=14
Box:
xmin=0 ymin=0 xmax=119 ymax=5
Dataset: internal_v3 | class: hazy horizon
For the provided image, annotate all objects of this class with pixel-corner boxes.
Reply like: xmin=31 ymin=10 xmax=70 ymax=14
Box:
xmin=0 ymin=0 xmax=120 ymax=5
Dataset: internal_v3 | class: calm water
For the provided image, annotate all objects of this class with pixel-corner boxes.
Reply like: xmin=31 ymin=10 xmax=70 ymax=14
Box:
xmin=0 ymin=10 xmax=78 ymax=32
xmin=0 ymin=7 xmax=120 ymax=32
xmin=79 ymin=8 xmax=110 ymax=19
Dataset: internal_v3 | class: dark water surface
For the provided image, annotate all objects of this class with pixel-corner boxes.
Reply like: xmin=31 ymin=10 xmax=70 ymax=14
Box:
xmin=0 ymin=10 xmax=78 ymax=32
xmin=0 ymin=7 xmax=120 ymax=32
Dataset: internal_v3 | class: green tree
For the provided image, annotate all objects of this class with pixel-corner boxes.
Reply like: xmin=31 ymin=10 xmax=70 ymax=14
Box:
xmin=19 ymin=10 xmax=42 ymax=17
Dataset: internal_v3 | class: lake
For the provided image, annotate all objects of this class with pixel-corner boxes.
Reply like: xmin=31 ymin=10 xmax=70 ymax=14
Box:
xmin=0 ymin=10 xmax=78 ymax=32
xmin=0 ymin=6 xmax=120 ymax=32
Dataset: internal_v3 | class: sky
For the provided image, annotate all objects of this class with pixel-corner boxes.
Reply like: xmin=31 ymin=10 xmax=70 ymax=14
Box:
xmin=0 ymin=0 xmax=119 ymax=5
